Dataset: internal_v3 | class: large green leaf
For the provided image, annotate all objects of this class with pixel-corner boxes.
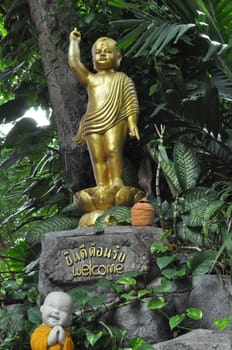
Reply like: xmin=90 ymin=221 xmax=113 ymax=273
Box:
xmin=147 ymin=141 xmax=181 ymax=197
xmin=180 ymin=187 xmax=214 ymax=212
xmin=108 ymin=0 xmax=136 ymax=10
xmin=147 ymin=296 xmax=166 ymax=310
xmin=214 ymin=316 xmax=232 ymax=331
xmin=152 ymin=23 xmax=195 ymax=56
xmin=181 ymin=208 xmax=206 ymax=227
xmin=169 ymin=313 xmax=185 ymax=331
xmin=7 ymin=239 xmax=31 ymax=273
xmin=134 ymin=23 xmax=166 ymax=57
xmin=115 ymin=10 xmax=195 ymax=58
xmin=179 ymin=190 xmax=211 ymax=226
xmin=86 ymin=330 xmax=103 ymax=347
xmin=116 ymin=22 xmax=147 ymax=51
xmin=1 ymin=200 xmax=35 ymax=226
xmin=203 ymin=137 xmax=232 ymax=165
xmin=25 ymin=215 xmax=79 ymax=245
xmin=156 ymin=254 xmax=177 ymax=270
xmin=156 ymin=148 xmax=182 ymax=197
xmin=186 ymin=307 xmax=203 ymax=321
xmin=211 ymin=68 xmax=232 ymax=101
xmin=187 ymin=250 xmax=215 ymax=275
xmin=177 ymin=222 xmax=203 ymax=245
xmin=94 ymin=206 xmax=131 ymax=233
xmin=27 ymin=307 xmax=41 ymax=325
xmin=174 ymin=142 xmax=200 ymax=191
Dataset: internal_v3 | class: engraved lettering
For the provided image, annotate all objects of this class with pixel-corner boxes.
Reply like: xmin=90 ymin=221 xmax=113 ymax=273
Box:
xmin=112 ymin=245 xmax=120 ymax=259
xmin=96 ymin=247 xmax=103 ymax=257
xmin=118 ymin=252 xmax=126 ymax=263
xmin=80 ymin=244 xmax=88 ymax=260
xmin=89 ymin=242 xmax=96 ymax=257
xmin=103 ymin=247 xmax=112 ymax=259
xmin=64 ymin=251 xmax=73 ymax=266
xmin=73 ymin=251 xmax=81 ymax=263
xmin=63 ymin=243 xmax=127 ymax=279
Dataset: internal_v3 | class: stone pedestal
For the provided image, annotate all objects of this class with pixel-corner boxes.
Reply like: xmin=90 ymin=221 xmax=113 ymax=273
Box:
xmin=39 ymin=225 xmax=172 ymax=343
xmin=38 ymin=226 xmax=232 ymax=345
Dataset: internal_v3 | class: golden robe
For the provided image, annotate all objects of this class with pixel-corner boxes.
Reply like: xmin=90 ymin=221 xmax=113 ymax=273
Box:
xmin=30 ymin=324 xmax=74 ymax=350
xmin=79 ymin=71 xmax=139 ymax=138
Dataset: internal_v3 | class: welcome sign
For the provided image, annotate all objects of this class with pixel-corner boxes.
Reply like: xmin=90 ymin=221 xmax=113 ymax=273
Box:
xmin=39 ymin=226 xmax=162 ymax=296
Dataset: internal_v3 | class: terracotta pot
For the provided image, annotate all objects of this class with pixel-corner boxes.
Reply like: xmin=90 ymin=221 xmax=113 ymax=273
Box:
xmin=131 ymin=197 xmax=155 ymax=226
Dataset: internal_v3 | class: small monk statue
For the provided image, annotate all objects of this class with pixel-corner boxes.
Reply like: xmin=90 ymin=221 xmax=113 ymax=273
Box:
xmin=30 ymin=291 xmax=74 ymax=350
xmin=69 ymin=29 xmax=140 ymax=187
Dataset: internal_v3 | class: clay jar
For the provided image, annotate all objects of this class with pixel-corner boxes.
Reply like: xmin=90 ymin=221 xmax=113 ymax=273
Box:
xmin=131 ymin=197 xmax=155 ymax=226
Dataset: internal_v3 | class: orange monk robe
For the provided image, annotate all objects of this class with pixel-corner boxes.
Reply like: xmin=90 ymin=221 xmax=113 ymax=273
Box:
xmin=30 ymin=324 xmax=74 ymax=350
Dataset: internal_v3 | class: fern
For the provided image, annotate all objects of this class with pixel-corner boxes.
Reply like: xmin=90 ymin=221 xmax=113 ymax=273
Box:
xmin=25 ymin=215 xmax=79 ymax=245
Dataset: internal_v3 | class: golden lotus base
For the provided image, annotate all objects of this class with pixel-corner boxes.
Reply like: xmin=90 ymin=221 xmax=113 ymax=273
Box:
xmin=73 ymin=185 xmax=144 ymax=227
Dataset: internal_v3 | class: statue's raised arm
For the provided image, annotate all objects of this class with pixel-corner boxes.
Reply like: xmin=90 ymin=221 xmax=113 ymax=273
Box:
xmin=68 ymin=29 xmax=90 ymax=86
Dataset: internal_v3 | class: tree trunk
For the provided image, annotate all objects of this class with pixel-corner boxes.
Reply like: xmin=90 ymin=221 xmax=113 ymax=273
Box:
xmin=28 ymin=0 xmax=93 ymax=190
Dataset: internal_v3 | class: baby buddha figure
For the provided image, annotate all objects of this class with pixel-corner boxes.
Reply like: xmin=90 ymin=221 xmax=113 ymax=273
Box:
xmin=30 ymin=291 xmax=74 ymax=350
xmin=68 ymin=29 xmax=143 ymax=226
xmin=69 ymin=29 xmax=140 ymax=187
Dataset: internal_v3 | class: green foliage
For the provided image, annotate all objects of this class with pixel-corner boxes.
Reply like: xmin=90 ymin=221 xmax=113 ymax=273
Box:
xmin=168 ymin=308 xmax=202 ymax=331
xmin=0 ymin=273 xmax=40 ymax=350
xmin=174 ymin=142 xmax=200 ymax=192
xmin=122 ymin=157 xmax=139 ymax=187
xmin=147 ymin=296 xmax=166 ymax=310
xmin=214 ymin=316 xmax=232 ymax=331
xmin=0 ymin=304 xmax=32 ymax=350
xmin=187 ymin=250 xmax=216 ymax=275
xmin=147 ymin=130 xmax=232 ymax=275
xmin=25 ymin=215 xmax=79 ymax=246
xmin=68 ymin=276 xmax=156 ymax=350
xmin=149 ymin=139 xmax=212 ymax=236
xmin=128 ymin=337 xmax=154 ymax=350
xmin=7 ymin=240 xmax=32 ymax=274
xmin=63 ymin=237 xmax=208 ymax=350
xmin=94 ymin=206 xmax=132 ymax=233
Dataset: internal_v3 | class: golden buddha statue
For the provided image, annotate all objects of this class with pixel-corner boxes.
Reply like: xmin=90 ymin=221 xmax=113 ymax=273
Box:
xmin=68 ymin=30 xmax=143 ymax=226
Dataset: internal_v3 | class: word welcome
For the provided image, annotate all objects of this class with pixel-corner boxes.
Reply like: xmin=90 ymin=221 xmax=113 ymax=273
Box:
xmin=63 ymin=242 xmax=127 ymax=278
xmin=72 ymin=260 xmax=124 ymax=277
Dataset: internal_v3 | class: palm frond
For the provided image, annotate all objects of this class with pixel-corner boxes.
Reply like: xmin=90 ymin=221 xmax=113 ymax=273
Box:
xmin=117 ymin=19 xmax=195 ymax=58
xmin=210 ymin=67 xmax=232 ymax=100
